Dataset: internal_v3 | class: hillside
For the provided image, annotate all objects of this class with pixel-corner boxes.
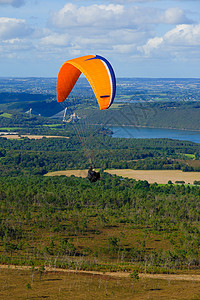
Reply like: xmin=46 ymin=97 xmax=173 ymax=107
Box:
xmin=1 ymin=80 xmax=200 ymax=297
xmin=1 ymin=77 xmax=200 ymax=130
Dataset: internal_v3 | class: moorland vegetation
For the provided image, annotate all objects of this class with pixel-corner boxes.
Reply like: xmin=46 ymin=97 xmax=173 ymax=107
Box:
xmin=1 ymin=107 xmax=200 ymax=275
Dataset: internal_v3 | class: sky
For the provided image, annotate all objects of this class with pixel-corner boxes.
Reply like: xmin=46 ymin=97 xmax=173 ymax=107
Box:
xmin=1 ymin=0 xmax=200 ymax=78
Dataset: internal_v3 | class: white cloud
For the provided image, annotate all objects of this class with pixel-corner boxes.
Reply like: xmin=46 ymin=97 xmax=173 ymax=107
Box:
xmin=40 ymin=33 xmax=69 ymax=47
xmin=113 ymin=44 xmax=135 ymax=53
xmin=93 ymin=0 xmax=199 ymax=2
xmin=112 ymin=28 xmax=151 ymax=44
xmin=0 ymin=0 xmax=25 ymax=7
xmin=0 ymin=38 xmax=32 ymax=59
xmin=50 ymin=3 xmax=193 ymax=32
xmin=0 ymin=0 xmax=199 ymax=76
xmin=0 ymin=17 xmax=34 ymax=59
xmin=50 ymin=3 xmax=124 ymax=28
xmin=163 ymin=7 xmax=192 ymax=24
xmin=0 ymin=3 xmax=191 ymax=64
xmin=164 ymin=24 xmax=200 ymax=46
xmin=95 ymin=0 xmax=157 ymax=3
xmin=139 ymin=24 xmax=200 ymax=58
xmin=139 ymin=36 xmax=163 ymax=56
xmin=46 ymin=2 xmax=194 ymax=60
xmin=0 ymin=17 xmax=32 ymax=39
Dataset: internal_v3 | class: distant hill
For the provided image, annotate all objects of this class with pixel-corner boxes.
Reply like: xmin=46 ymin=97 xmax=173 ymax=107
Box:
xmin=1 ymin=77 xmax=200 ymax=129
xmin=74 ymin=101 xmax=200 ymax=131
xmin=0 ymin=92 xmax=54 ymax=103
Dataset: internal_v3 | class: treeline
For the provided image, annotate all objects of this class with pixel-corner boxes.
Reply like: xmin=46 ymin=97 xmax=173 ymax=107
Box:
xmin=1 ymin=133 xmax=200 ymax=175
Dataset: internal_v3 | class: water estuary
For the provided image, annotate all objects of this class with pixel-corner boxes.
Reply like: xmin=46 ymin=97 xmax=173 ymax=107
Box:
xmin=110 ymin=126 xmax=200 ymax=143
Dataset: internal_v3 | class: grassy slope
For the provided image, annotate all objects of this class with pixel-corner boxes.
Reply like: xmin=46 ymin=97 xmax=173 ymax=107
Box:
xmin=1 ymin=267 xmax=200 ymax=299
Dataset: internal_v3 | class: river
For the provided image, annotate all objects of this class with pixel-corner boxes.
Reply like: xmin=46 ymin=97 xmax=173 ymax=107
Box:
xmin=110 ymin=126 xmax=200 ymax=143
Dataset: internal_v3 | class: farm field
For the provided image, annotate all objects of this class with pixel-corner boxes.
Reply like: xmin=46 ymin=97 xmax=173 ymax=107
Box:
xmin=106 ymin=169 xmax=200 ymax=184
xmin=1 ymin=267 xmax=200 ymax=300
xmin=45 ymin=169 xmax=88 ymax=177
xmin=45 ymin=169 xmax=200 ymax=184
xmin=0 ymin=134 xmax=69 ymax=139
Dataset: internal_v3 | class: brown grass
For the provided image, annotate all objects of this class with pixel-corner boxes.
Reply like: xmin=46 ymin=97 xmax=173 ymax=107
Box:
xmin=45 ymin=168 xmax=200 ymax=184
xmin=105 ymin=169 xmax=200 ymax=184
xmin=0 ymin=134 xmax=69 ymax=139
xmin=1 ymin=267 xmax=200 ymax=299
xmin=45 ymin=169 xmax=88 ymax=178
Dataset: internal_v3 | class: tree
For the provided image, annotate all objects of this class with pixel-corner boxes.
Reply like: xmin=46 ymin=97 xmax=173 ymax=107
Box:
xmin=38 ymin=266 xmax=45 ymax=280
xmin=108 ymin=236 xmax=120 ymax=254
xmin=26 ymin=283 xmax=31 ymax=299
xmin=129 ymin=271 xmax=139 ymax=293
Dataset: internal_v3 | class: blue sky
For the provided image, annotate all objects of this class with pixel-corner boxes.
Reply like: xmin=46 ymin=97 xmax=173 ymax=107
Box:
xmin=0 ymin=0 xmax=200 ymax=78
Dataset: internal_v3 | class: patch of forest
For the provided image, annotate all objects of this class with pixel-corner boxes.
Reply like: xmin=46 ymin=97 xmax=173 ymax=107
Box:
xmin=1 ymin=132 xmax=200 ymax=175
xmin=1 ymin=174 xmax=200 ymax=273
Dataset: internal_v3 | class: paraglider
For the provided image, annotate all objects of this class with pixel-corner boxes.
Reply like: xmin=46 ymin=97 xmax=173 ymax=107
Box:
xmin=57 ymin=54 xmax=116 ymax=182
xmin=87 ymin=166 xmax=100 ymax=183
xmin=57 ymin=54 xmax=116 ymax=110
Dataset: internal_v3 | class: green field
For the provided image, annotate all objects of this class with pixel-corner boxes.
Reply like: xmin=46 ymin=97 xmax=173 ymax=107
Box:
xmin=0 ymin=112 xmax=12 ymax=118
xmin=0 ymin=127 xmax=21 ymax=131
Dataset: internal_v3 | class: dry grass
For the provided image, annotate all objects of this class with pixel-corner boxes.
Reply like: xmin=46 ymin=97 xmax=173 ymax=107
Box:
xmin=0 ymin=134 xmax=21 ymax=139
xmin=106 ymin=169 xmax=200 ymax=184
xmin=0 ymin=134 xmax=69 ymax=139
xmin=1 ymin=267 xmax=200 ymax=299
xmin=45 ymin=169 xmax=88 ymax=178
xmin=45 ymin=168 xmax=200 ymax=184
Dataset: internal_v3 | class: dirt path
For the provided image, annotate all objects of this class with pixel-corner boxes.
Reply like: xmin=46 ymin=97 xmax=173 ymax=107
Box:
xmin=1 ymin=264 xmax=200 ymax=281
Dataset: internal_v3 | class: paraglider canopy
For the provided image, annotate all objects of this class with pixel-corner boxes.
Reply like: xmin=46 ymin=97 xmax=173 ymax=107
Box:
xmin=57 ymin=54 xmax=116 ymax=110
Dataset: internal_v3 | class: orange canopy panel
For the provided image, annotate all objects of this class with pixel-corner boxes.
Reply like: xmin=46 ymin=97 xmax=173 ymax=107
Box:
xmin=57 ymin=55 xmax=116 ymax=110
